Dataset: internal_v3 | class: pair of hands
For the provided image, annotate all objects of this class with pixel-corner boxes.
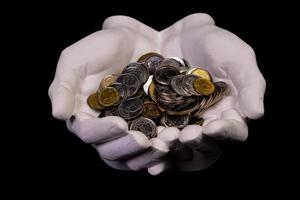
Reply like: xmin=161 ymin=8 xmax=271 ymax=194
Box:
xmin=49 ymin=14 xmax=266 ymax=175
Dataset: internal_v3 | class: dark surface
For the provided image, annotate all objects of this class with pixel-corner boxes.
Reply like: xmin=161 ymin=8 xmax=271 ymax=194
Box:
xmin=16 ymin=0 xmax=294 ymax=194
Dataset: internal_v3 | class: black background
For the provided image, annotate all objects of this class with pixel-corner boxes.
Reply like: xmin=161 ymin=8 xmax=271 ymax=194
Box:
xmin=14 ymin=0 xmax=295 ymax=195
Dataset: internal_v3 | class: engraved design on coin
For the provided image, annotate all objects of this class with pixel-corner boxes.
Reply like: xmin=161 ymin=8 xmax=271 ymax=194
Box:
xmin=154 ymin=66 xmax=180 ymax=85
xmin=116 ymin=73 xmax=140 ymax=97
xmin=98 ymin=87 xmax=120 ymax=107
xmin=118 ymin=97 xmax=144 ymax=120
xmin=130 ymin=117 xmax=157 ymax=139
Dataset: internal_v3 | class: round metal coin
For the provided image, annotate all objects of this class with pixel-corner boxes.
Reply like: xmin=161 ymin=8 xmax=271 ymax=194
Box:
xmin=118 ymin=97 xmax=144 ymax=120
xmin=130 ymin=117 xmax=157 ymax=139
xmin=154 ymin=66 xmax=180 ymax=85
xmin=116 ymin=73 xmax=140 ymax=97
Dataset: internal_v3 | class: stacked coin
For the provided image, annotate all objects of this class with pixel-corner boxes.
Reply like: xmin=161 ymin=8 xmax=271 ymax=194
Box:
xmin=87 ymin=52 xmax=229 ymax=139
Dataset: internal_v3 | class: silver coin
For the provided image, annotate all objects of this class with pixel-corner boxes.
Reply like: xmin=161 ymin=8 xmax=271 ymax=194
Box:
xmin=109 ymin=82 xmax=128 ymax=100
xmin=116 ymin=73 xmax=140 ymax=97
xmin=157 ymin=96 xmax=185 ymax=110
xmin=157 ymin=92 xmax=184 ymax=101
xmin=215 ymin=81 xmax=229 ymax=95
xmin=171 ymin=75 xmax=192 ymax=96
xmin=159 ymin=58 xmax=181 ymax=70
xmin=132 ymin=86 xmax=146 ymax=100
xmin=170 ymin=57 xmax=191 ymax=73
xmin=122 ymin=62 xmax=149 ymax=84
xmin=182 ymin=58 xmax=192 ymax=69
xmin=118 ymin=97 xmax=144 ymax=120
xmin=155 ymin=83 xmax=177 ymax=97
xmin=154 ymin=66 xmax=180 ymax=85
xmin=164 ymin=113 xmax=189 ymax=129
xmin=130 ymin=117 xmax=157 ymax=139
xmin=145 ymin=55 xmax=163 ymax=75
xmin=182 ymin=74 xmax=200 ymax=96
xmin=166 ymin=97 xmax=200 ymax=115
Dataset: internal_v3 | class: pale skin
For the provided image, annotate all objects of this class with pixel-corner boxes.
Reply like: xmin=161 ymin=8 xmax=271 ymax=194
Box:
xmin=49 ymin=13 xmax=266 ymax=175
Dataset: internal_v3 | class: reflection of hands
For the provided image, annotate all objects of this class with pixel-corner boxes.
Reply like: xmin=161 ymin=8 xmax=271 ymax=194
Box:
xmin=49 ymin=13 xmax=266 ymax=175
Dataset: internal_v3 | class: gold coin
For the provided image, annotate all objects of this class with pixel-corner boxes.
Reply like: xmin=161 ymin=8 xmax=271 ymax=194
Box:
xmin=188 ymin=67 xmax=211 ymax=81
xmin=98 ymin=75 xmax=118 ymax=91
xmin=193 ymin=78 xmax=215 ymax=95
xmin=142 ymin=102 xmax=161 ymax=119
xmin=148 ymin=81 xmax=157 ymax=103
xmin=137 ymin=52 xmax=163 ymax=63
xmin=87 ymin=93 xmax=103 ymax=111
xmin=97 ymin=87 xmax=120 ymax=107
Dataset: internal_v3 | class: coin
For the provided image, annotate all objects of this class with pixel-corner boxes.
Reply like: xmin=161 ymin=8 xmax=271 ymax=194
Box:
xmin=166 ymin=97 xmax=200 ymax=115
xmin=162 ymin=113 xmax=189 ymax=128
xmin=138 ymin=52 xmax=163 ymax=63
xmin=88 ymin=52 xmax=228 ymax=132
xmin=118 ymin=97 xmax=144 ymax=120
xmin=154 ymin=66 xmax=180 ymax=85
xmin=99 ymin=74 xmax=119 ymax=89
xmin=138 ymin=52 xmax=164 ymax=75
xmin=97 ymin=87 xmax=120 ymax=107
xmin=123 ymin=62 xmax=149 ymax=84
xmin=193 ymin=78 xmax=215 ymax=95
xmin=182 ymin=58 xmax=192 ymax=69
xmin=159 ymin=58 xmax=181 ymax=70
xmin=87 ymin=93 xmax=103 ymax=111
xmin=148 ymin=81 xmax=157 ymax=103
xmin=142 ymin=102 xmax=161 ymax=119
xmin=215 ymin=81 xmax=229 ymax=95
xmin=155 ymin=83 xmax=178 ymax=98
xmin=182 ymin=74 xmax=201 ymax=96
xmin=171 ymin=75 xmax=192 ymax=96
xmin=116 ymin=73 xmax=140 ymax=97
xmin=170 ymin=57 xmax=191 ymax=73
xmin=187 ymin=67 xmax=212 ymax=81
xmin=109 ymin=82 xmax=128 ymax=100
xmin=132 ymin=86 xmax=147 ymax=100
xmin=130 ymin=117 xmax=157 ymax=139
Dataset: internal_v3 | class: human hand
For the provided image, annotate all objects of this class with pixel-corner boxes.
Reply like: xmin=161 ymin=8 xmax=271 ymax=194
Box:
xmin=148 ymin=13 xmax=266 ymax=172
xmin=48 ymin=16 xmax=180 ymax=172
xmin=49 ymin=14 xmax=266 ymax=175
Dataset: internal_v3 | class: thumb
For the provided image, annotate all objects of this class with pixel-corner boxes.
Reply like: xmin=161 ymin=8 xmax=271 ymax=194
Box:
xmin=48 ymin=81 xmax=76 ymax=120
xmin=48 ymin=50 xmax=79 ymax=120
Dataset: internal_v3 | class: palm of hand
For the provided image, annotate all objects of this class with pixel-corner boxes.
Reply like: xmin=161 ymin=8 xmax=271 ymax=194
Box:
xmin=49 ymin=14 xmax=265 ymax=174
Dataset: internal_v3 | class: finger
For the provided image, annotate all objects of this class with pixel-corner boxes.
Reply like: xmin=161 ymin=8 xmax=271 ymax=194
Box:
xmin=126 ymin=138 xmax=169 ymax=171
xmin=157 ymin=127 xmax=180 ymax=149
xmin=203 ymin=109 xmax=248 ymax=142
xmin=96 ymin=130 xmax=150 ymax=161
xmin=66 ymin=116 xmax=128 ymax=144
xmin=49 ymin=77 xmax=77 ymax=120
xmin=157 ymin=126 xmax=165 ymax=134
xmin=179 ymin=125 xmax=217 ymax=152
xmin=147 ymin=160 xmax=171 ymax=176
xmin=238 ymin=73 xmax=266 ymax=119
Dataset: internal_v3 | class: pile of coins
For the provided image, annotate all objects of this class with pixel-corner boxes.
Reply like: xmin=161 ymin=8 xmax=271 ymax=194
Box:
xmin=87 ymin=52 xmax=229 ymax=139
